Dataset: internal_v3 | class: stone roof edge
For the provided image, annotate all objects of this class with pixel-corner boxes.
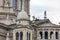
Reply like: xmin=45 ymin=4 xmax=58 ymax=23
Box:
xmin=0 ymin=23 xmax=16 ymax=29
xmin=37 ymin=25 xmax=60 ymax=28
xmin=0 ymin=12 xmax=17 ymax=17
xmin=13 ymin=24 xmax=33 ymax=30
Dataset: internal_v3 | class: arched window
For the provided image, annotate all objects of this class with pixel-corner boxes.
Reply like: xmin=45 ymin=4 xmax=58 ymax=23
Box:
xmin=56 ymin=32 xmax=59 ymax=39
xmin=16 ymin=32 xmax=19 ymax=40
xmin=20 ymin=32 xmax=23 ymax=40
xmin=45 ymin=31 xmax=48 ymax=39
xmin=50 ymin=32 xmax=53 ymax=39
xmin=39 ymin=32 xmax=43 ymax=39
xmin=27 ymin=32 xmax=30 ymax=40
xmin=13 ymin=0 xmax=17 ymax=9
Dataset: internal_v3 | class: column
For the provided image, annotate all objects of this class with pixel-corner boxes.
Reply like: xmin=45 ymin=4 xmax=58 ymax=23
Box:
xmin=6 ymin=32 xmax=9 ymax=40
xmin=53 ymin=30 xmax=55 ymax=39
xmin=17 ymin=0 xmax=21 ymax=10
xmin=43 ymin=31 xmax=45 ymax=39
xmin=19 ymin=32 xmax=20 ymax=40
xmin=22 ymin=0 xmax=25 ymax=11
xmin=48 ymin=31 xmax=50 ymax=39
xmin=13 ymin=31 xmax=16 ymax=40
xmin=31 ymin=32 xmax=32 ymax=40
xmin=23 ymin=31 xmax=26 ymax=40
xmin=10 ymin=0 xmax=13 ymax=7
xmin=37 ymin=31 xmax=40 ymax=40
xmin=59 ymin=31 xmax=60 ymax=40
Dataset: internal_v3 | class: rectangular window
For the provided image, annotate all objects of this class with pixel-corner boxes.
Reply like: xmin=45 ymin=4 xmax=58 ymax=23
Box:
xmin=13 ymin=0 xmax=17 ymax=9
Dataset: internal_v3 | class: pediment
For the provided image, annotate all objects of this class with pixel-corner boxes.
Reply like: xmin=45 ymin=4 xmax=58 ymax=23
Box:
xmin=34 ymin=19 xmax=51 ymax=25
xmin=32 ymin=19 xmax=60 ymax=28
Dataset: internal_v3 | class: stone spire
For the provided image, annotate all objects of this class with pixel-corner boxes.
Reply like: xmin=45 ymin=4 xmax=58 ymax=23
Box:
xmin=44 ymin=10 xmax=47 ymax=19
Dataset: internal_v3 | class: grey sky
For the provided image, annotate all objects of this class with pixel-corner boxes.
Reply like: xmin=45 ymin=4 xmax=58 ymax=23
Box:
xmin=30 ymin=0 xmax=60 ymax=25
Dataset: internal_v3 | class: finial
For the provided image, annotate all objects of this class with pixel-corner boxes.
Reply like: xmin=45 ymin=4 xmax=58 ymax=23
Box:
xmin=32 ymin=16 xmax=35 ymax=21
xmin=44 ymin=10 xmax=47 ymax=19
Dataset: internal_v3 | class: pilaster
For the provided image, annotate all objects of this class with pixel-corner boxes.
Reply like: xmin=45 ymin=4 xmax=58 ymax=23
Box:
xmin=6 ymin=32 xmax=9 ymax=40
xmin=17 ymin=0 xmax=20 ymax=10
xmin=43 ymin=31 xmax=45 ymax=39
xmin=13 ymin=31 xmax=16 ymax=40
xmin=48 ymin=31 xmax=50 ymax=39
xmin=10 ymin=0 xmax=13 ymax=7
xmin=23 ymin=31 xmax=27 ymax=40
xmin=18 ymin=32 xmax=20 ymax=40
xmin=53 ymin=30 xmax=55 ymax=39
xmin=59 ymin=31 xmax=60 ymax=39
xmin=37 ymin=31 xmax=40 ymax=40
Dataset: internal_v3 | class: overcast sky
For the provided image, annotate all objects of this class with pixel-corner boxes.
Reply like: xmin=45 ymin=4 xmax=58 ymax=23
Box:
xmin=30 ymin=0 xmax=60 ymax=25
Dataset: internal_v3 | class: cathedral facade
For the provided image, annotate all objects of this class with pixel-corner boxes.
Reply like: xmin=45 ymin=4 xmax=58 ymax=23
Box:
xmin=0 ymin=0 xmax=60 ymax=40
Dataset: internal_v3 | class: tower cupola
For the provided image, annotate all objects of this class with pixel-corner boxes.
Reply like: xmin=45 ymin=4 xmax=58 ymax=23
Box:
xmin=17 ymin=0 xmax=30 ymax=25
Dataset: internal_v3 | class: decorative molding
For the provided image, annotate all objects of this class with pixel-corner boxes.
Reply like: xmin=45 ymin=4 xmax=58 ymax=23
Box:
xmin=0 ymin=12 xmax=16 ymax=17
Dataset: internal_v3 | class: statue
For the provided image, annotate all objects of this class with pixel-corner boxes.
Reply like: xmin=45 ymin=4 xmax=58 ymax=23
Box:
xmin=4 ymin=0 xmax=9 ymax=7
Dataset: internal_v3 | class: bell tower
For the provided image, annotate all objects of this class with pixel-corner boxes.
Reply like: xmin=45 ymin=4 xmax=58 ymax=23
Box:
xmin=17 ymin=0 xmax=30 ymax=25
xmin=13 ymin=0 xmax=30 ymax=14
xmin=13 ymin=1 xmax=33 ymax=40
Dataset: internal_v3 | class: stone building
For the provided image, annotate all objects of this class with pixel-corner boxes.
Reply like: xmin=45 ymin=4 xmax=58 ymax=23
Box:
xmin=0 ymin=0 xmax=60 ymax=40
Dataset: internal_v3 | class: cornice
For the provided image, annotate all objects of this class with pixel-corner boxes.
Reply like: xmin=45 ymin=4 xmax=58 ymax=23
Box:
xmin=0 ymin=12 xmax=17 ymax=17
xmin=13 ymin=24 xmax=33 ymax=30
xmin=0 ymin=32 xmax=6 ymax=37
xmin=17 ymin=19 xmax=30 ymax=21
xmin=37 ymin=25 xmax=60 ymax=28
xmin=0 ymin=6 xmax=13 ymax=8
